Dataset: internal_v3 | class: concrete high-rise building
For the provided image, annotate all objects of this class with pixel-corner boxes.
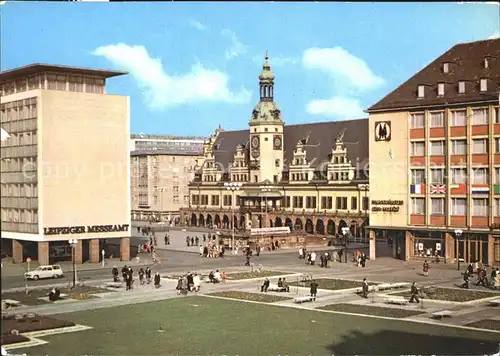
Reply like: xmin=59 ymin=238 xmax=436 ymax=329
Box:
xmin=130 ymin=135 xmax=205 ymax=222
xmin=0 ymin=63 xmax=131 ymax=265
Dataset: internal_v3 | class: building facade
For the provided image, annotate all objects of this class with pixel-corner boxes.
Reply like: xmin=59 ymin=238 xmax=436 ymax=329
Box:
xmin=0 ymin=63 xmax=131 ymax=264
xmin=180 ymin=55 xmax=370 ymax=240
xmin=367 ymin=39 xmax=500 ymax=266
xmin=130 ymin=138 xmax=204 ymax=222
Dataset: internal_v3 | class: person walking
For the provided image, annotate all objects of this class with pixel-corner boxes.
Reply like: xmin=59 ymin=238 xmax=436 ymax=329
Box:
xmin=409 ymin=282 xmax=420 ymax=303
xmin=310 ymin=280 xmax=319 ymax=301
xmin=422 ymin=260 xmax=429 ymax=277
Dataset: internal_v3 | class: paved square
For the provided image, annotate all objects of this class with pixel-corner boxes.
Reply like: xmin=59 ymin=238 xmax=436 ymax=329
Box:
xmin=15 ymin=296 xmax=500 ymax=355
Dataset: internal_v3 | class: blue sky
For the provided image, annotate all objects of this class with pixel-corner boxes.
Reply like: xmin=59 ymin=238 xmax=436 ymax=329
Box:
xmin=1 ymin=2 xmax=498 ymax=136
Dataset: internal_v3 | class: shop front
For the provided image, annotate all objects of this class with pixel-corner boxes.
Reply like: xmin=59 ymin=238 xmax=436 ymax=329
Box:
xmin=411 ymin=230 xmax=445 ymax=261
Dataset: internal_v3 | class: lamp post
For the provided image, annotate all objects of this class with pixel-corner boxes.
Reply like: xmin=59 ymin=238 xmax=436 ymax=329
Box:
xmin=260 ymin=185 xmax=271 ymax=228
xmin=342 ymin=227 xmax=349 ymax=263
xmin=454 ymin=229 xmax=463 ymax=271
xmin=224 ymin=182 xmax=242 ymax=254
xmin=68 ymin=239 xmax=78 ymax=288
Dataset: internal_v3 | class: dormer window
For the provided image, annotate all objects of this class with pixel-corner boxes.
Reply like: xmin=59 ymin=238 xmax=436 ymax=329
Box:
xmin=458 ymin=81 xmax=465 ymax=94
xmin=417 ymin=85 xmax=425 ymax=98
xmin=437 ymin=83 xmax=444 ymax=96
xmin=480 ymin=78 xmax=487 ymax=92
xmin=443 ymin=62 xmax=449 ymax=73
xmin=484 ymin=58 xmax=489 ymax=69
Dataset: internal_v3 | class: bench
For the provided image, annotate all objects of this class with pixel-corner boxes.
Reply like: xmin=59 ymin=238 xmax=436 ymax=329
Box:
xmin=4 ymin=299 xmax=21 ymax=308
xmin=431 ymin=310 xmax=452 ymax=319
xmin=355 ymin=286 xmax=376 ymax=294
xmin=106 ymin=282 xmax=123 ymax=289
xmin=268 ymin=285 xmax=288 ymax=292
xmin=385 ymin=298 xmax=408 ymax=306
xmin=294 ymin=296 xmax=314 ymax=304
xmin=487 ymin=299 xmax=500 ymax=307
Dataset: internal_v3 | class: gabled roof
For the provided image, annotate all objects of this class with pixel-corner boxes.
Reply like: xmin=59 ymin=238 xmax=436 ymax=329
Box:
xmin=368 ymin=39 xmax=500 ymax=112
xmin=212 ymin=119 xmax=369 ymax=172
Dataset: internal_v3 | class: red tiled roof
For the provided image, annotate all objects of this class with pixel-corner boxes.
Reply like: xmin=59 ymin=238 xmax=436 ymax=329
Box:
xmin=368 ymin=39 xmax=500 ymax=112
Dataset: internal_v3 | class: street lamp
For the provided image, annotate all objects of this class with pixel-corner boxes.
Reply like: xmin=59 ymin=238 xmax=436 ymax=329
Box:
xmin=224 ymin=182 xmax=242 ymax=254
xmin=68 ymin=239 xmax=78 ymax=288
xmin=454 ymin=229 xmax=463 ymax=271
xmin=260 ymin=185 xmax=271 ymax=228
xmin=341 ymin=227 xmax=349 ymax=263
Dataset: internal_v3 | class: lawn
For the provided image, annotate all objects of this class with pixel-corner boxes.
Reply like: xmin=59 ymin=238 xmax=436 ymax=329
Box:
xmin=288 ymin=278 xmax=377 ymax=291
xmin=1 ymin=286 xmax=110 ymax=306
xmin=391 ymin=287 xmax=499 ymax=302
xmin=208 ymin=291 xmax=292 ymax=303
xmin=15 ymin=296 xmax=500 ymax=356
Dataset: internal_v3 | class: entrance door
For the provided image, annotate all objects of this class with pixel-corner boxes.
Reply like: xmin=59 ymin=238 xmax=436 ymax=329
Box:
xmin=456 ymin=239 xmax=467 ymax=263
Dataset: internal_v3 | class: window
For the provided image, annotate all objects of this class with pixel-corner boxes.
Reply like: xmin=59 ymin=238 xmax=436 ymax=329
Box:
xmin=430 ymin=141 xmax=444 ymax=155
xmin=431 ymin=198 xmax=444 ymax=215
xmin=451 ymin=198 xmax=467 ymax=215
xmin=351 ymin=197 xmax=357 ymax=210
xmin=495 ymin=138 xmax=500 ymax=154
xmin=472 ymin=168 xmax=488 ymax=184
xmin=411 ymin=141 xmax=425 ymax=156
xmin=451 ymin=110 xmax=466 ymax=126
xmin=480 ymin=78 xmax=487 ymax=92
xmin=472 ymin=198 xmax=488 ymax=216
xmin=496 ymin=168 xmax=500 ymax=184
xmin=450 ymin=140 xmax=466 ymax=155
xmin=443 ymin=62 xmax=449 ymax=73
xmin=430 ymin=169 xmax=444 ymax=184
xmin=472 ymin=108 xmax=488 ymax=125
xmin=495 ymin=107 xmax=500 ymax=124
xmin=495 ymin=199 xmax=500 ymax=217
xmin=336 ymin=197 xmax=348 ymax=210
xmin=458 ymin=81 xmax=465 ymax=94
xmin=411 ymin=169 xmax=425 ymax=184
xmin=451 ymin=168 xmax=467 ymax=184
xmin=437 ymin=83 xmax=444 ymax=96
xmin=321 ymin=196 xmax=333 ymax=209
xmin=411 ymin=198 xmax=425 ymax=215
xmin=410 ymin=113 xmax=425 ymax=129
xmin=430 ymin=112 xmax=444 ymax=127
xmin=472 ymin=139 xmax=488 ymax=154
xmin=362 ymin=196 xmax=369 ymax=211
xmin=417 ymin=85 xmax=425 ymax=98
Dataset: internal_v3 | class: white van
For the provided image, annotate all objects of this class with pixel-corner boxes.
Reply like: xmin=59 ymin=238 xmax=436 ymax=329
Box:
xmin=25 ymin=265 xmax=64 ymax=280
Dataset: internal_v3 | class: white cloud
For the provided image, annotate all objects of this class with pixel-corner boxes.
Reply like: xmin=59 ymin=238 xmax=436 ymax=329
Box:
xmin=489 ymin=31 xmax=500 ymax=39
xmin=93 ymin=43 xmax=251 ymax=109
xmin=303 ymin=47 xmax=385 ymax=91
xmin=188 ymin=19 xmax=206 ymax=31
xmin=306 ymin=97 xmax=364 ymax=119
xmin=302 ymin=46 xmax=384 ymax=119
xmin=252 ymin=54 xmax=298 ymax=66
xmin=221 ymin=29 xmax=247 ymax=60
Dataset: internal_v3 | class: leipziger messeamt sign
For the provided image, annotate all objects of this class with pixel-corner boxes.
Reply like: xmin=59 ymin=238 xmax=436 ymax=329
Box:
xmin=44 ymin=224 xmax=130 ymax=235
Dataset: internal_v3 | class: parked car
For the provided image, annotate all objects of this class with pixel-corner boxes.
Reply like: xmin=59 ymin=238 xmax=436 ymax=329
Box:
xmin=25 ymin=265 xmax=64 ymax=280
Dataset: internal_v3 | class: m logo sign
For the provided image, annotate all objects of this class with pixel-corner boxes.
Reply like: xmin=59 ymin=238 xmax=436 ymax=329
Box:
xmin=375 ymin=121 xmax=391 ymax=142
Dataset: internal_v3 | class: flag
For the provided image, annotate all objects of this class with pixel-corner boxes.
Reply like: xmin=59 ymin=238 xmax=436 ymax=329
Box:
xmin=410 ymin=184 xmax=425 ymax=194
xmin=495 ymin=185 xmax=500 ymax=194
xmin=430 ymin=184 xmax=446 ymax=194
xmin=471 ymin=185 xmax=489 ymax=194
xmin=450 ymin=184 xmax=467 ymax=194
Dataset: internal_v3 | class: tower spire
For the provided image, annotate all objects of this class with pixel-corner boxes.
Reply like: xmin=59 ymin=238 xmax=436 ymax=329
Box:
xmin=259 ymin=51 xmax=274 ymax=101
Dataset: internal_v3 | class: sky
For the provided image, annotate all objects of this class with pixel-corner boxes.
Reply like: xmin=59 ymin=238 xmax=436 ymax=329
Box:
xmin=1 ymin=2 xmax=499 ymax=136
